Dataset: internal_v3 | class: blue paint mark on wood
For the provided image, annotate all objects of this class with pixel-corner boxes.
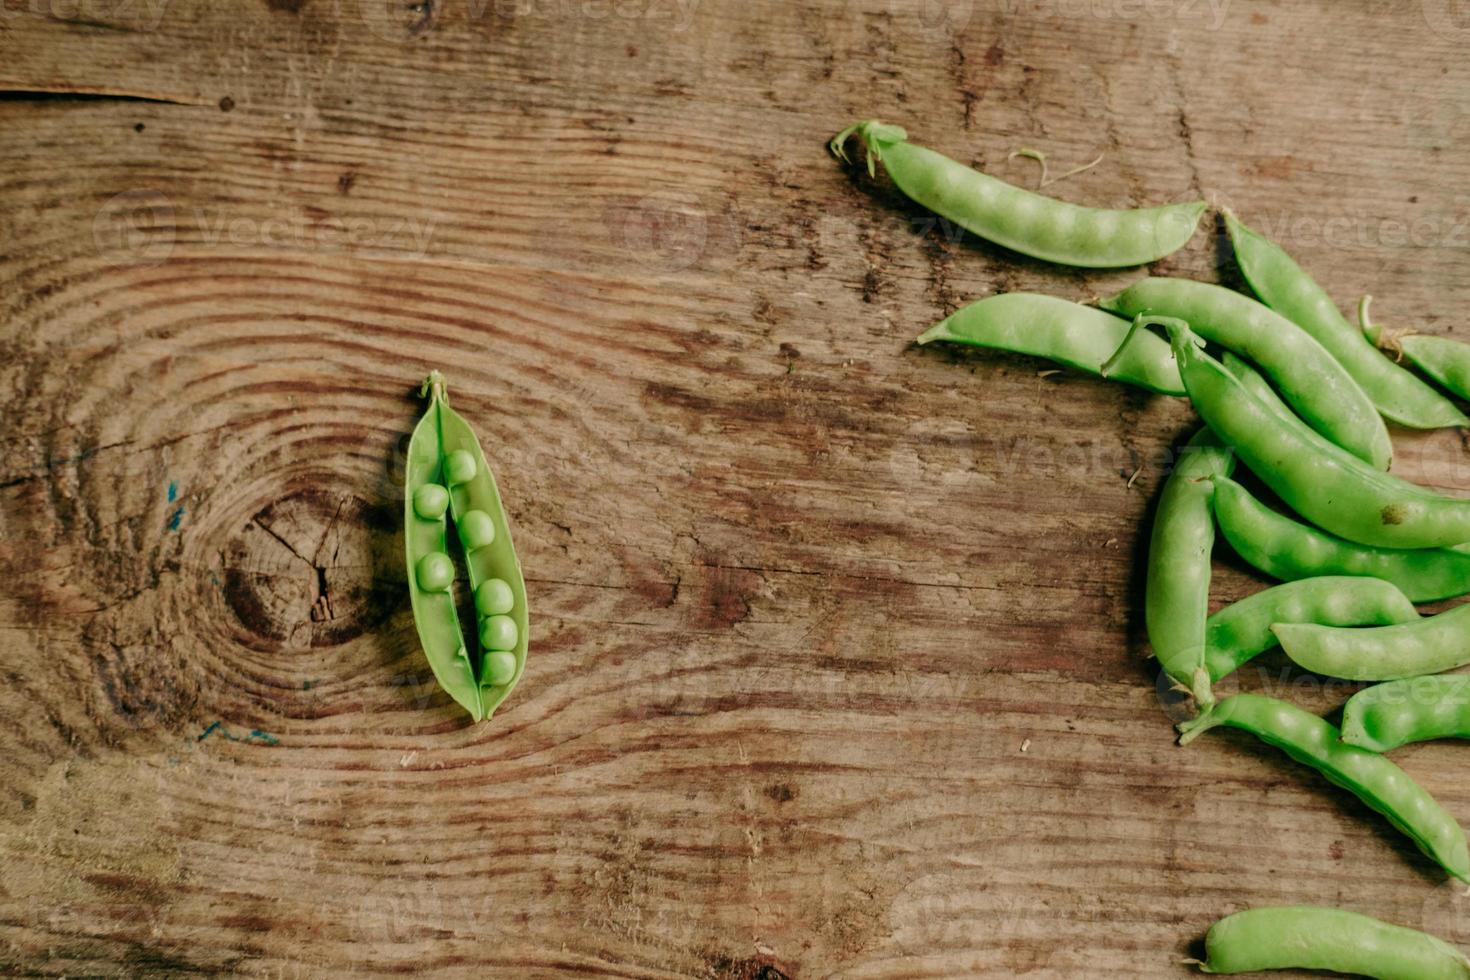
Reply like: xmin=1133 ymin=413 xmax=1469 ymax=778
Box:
xmin=197 ymin=721 xmax=279 ymax=746
xmin=167 ymin=505 xmax=185 ymax=531
xmin=167 ymin=481 xmax=178 ymax=503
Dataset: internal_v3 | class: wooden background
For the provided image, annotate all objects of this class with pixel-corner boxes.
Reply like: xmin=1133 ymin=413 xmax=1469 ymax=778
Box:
xmin=4 ymin=0 xmax=1470 ymax=975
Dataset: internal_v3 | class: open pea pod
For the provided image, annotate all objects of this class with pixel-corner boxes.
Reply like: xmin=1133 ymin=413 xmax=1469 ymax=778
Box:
xmin=404 ymin=372 xmax=529 ymax=721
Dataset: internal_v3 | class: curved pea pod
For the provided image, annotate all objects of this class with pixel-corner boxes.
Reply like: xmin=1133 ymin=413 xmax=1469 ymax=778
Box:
xmin=1272 ymin=602 xmax=1470 ymax=682
xmin=1204 ymin=577 xmax=1419 ymax=684
xmin=404 ymin=390 xmax=483 ymax=720
xmin=1342 ymin=675 xmax=1470 ymax=752
xmin=1148 ymin=428 xmax=1234 ymax=707
xmin=1226 ymin=211 xmax=1468 ymax=429
xmin=1165 ymin=321 xmax=1470 ymax=548
xmin=1198 ymin=906 xmax=1470 ymax=978
xmin=1102 ymin=277 xmax=1391 ymax=470
xmin=915 ymin=293 xmax=1184 ymax=394
xmin=1400 ymin=334 xmax=1470 ymax=402
xmin=830 ymin=120 xmax=1206 ymax=268
xmin=1213 ymin=475 xmax=1470 ymax=603
xmin=1178 ymin=693 xmax=1470 ymax=883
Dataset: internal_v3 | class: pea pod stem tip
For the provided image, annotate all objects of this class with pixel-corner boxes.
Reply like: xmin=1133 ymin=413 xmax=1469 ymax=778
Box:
xmin=1175 ymin=703 xmax=1217 ymax=745
xmin=420 ymin=370 xmax=447 ymax=400
xmin=829 ymin=119 xmax=908 ymax=177
xmin=914 ymin=320 xmax=949 ymax=345
xmin=1100 ymin=313 xmax=1194 ymax=377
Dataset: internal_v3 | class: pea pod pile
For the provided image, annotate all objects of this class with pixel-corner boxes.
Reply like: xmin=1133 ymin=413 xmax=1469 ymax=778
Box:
xmin=833 ymin=119 xmax=1470 ymax=975
xmin=404 ymin=372 xmax=528 ymax=722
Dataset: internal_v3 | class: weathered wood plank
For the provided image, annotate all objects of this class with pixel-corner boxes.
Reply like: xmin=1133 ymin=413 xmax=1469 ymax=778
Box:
xmin=3 ymin=0 xmax=1470 ymax=976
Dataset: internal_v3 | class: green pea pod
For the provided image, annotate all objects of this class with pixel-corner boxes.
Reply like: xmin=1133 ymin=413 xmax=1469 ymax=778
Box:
xmin=1102 ymin=278 xmax=1392 ymax=470
xmin=1220 ymin=352 xmax=1342 ymax=451
xmin=1205 ymin=577 xmax=1418 ymax=684
xmin=1179 ymin=693 xmax=1470 ymax=883
xmin=1198 ymin=906 xmax=1470 ymax=978
xmin=1213 ymin=476 xmax=1470 ymax=603
xmin=1226 ymin=211 xmax=1468 ymax=429
xmin=1163 ymin=321 xmax=1470 ymax=548
xmin=1342 ymin=675 xmax=1470 ymax=753
xmin=1149 ymin=427 xmax=1234 ymax=707
xmin=405 ymin=373 xmax=529 ymax=722
xmin=1272 ymin=603 xmax=1470 ymax=681
xmin=915 ymin=293 xmax=1184 ymax=394
xmin=830 ymin=120 xmax=1206 ymax=268
xmin=1399 ymin=334 xmax=1470 ymax=402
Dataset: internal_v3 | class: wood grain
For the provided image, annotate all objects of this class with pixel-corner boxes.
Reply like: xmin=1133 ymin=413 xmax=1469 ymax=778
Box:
xmin=3 ymin=0 xmax=1470 ymax=975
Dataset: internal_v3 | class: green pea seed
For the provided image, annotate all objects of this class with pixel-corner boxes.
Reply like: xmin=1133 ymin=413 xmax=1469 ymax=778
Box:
xmin=445 ymin=448 xmax=478 ymax=485
xmin=915 ymin=293 xmax=1184 ymax=395
xmin=413 ymin=483 xmax=450 ymax=521
xmin=460 ymin=509 xmax=496 ymax=550
xmin=1199 ymin=906 xmax=1470 ymax=978
xmin=484 ymin=650 xmax=518 ymax=687
xmin=480 ymin=614 xmax=518 ymax=652
xmin=1179 ymin=693 xmax=1470 ymax=883
xmin=415 ymin=552 xmax=454 ymax=592
xmin=830 ymin=120 xmax=1206 ymax=269
xmin=475 ymin=578 xmax=515 ymax=617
